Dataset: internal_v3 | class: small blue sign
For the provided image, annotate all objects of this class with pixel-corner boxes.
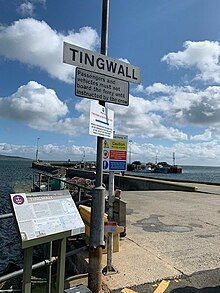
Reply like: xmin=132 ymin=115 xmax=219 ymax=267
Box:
xmin=103 ymin=160 xmax=109 ymax=170
xmin=109 ymin=160 xmax=126 ymax=171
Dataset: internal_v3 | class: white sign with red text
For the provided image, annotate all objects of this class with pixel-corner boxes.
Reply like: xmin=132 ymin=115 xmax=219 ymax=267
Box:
xmin=89 ymin=101 xmax=114 ymax=139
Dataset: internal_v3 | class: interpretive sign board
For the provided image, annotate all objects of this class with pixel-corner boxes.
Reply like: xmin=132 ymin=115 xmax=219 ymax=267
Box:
xmin=11 ymin=190 xmax=85 ymax=246
xmin=75 ymin=68 xmax=129 ymax=106
xmin=89 ymin=101 xmax=114 ymax=139
xmin=63 ymin=42 xmax=141 ymax=84
xmin=103 ymin=134 xmax=128 ymax=171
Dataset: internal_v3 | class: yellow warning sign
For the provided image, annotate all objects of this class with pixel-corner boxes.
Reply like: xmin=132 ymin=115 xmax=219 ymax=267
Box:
xmin=103 ymin=139 xmax=110 ymax=148
xmin=110 ymin=139 xmax=127 ymax=151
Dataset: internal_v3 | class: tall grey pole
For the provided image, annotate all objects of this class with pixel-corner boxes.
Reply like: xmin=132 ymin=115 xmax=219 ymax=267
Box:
xmin=88 ymin=0 xmax=109 ymax=292
xmin=35 ymin=137 xmax=40 ymax=162
xmin=129 ymin=140 xmax=132 ymax=164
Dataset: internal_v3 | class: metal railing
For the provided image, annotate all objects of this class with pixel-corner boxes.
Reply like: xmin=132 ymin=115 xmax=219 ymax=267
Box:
xmin=0 ymin=171 xmax=93 ymax=290
xmin=32 ymin=171 xmax=93 ymax=201
xmin=0 ymin=246 xmax=87 ymax=284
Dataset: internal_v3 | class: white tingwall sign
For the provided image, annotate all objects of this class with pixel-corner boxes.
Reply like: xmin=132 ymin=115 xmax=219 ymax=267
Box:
xmin=89 ymin=101 xmax=114 ymax=139
xmin=63 ymin=42 xmax=141 ymax=84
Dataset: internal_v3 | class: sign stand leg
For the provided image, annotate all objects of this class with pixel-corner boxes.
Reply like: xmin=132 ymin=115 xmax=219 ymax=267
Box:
xmin=108 ymin=171 xmax=115 ymax=220
xmin=22 ymin=247 xmax=33 ymax=293
xmin=106 ymin=232 xmax=115 ymax=272
xmin=56 ymin=237 xmax=66 ymax=293
xmin=103 ymin=171 xmax=117 ymax=275
xmin=47 ymin=241 xmax=53 ymax=293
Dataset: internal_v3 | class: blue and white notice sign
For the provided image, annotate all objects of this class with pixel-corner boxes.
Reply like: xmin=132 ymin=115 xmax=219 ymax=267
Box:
xmin=89 ymin=101 xmax=114 ymax=139
xmin=109 ymin=160 xmax=126 ymax=170
xmin=103 ymin=134 xmax=128 ymax=171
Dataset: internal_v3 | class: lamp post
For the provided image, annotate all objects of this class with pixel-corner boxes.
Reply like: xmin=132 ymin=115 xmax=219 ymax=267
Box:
xmin=35 ymin=137 xmax=40 ymax=162
xmin=129 ymin=140 xmax=133 ymax=164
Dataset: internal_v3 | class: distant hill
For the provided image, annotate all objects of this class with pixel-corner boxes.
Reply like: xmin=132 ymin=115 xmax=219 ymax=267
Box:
xmin=0 ymin=154 xmax=32 ymax=161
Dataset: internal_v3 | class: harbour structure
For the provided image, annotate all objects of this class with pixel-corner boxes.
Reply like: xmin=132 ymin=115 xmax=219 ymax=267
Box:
xmin=32 ymin=161 xmax=192 ymax=191
xmin=1 ymin=164 xmax=220 ymax=292
xmin=130 ymin=161 xmax=182 ymax=174
xmin=130 ymin=152 xmax=182 ymax=173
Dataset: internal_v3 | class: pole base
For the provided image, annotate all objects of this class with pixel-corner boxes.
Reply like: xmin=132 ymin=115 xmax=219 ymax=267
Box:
xmin=102 ymin=265 xmax=118 ymax=275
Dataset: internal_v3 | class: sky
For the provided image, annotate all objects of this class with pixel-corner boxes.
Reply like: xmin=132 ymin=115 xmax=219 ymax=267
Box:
xmin=0 ymin=0 xmax=220 ymax=165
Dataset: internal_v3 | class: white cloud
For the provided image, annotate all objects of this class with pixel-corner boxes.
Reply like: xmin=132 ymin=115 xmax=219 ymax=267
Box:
xmin=162 ymin=40 xmax=220 ymax=83
xmin=0 ymin=81 xmax=68 ymax=124
xmin=0 ymin=142 xmax=96 ymax=160
xmin=172 ymin=141 xmax=220 ymax=162
xmin=128 ymin=140 xmax=220 ymax=165
xmin=144 ymin=82 xmax=176 ymax=95
xmin=1 ymin=79 xmax=219 ymax=142
xmin=190 ymin=129 xmax=213 ymax=142
xmin=1 ymin=140 xmax=220 ymax=165
xmin=135 ymin=82 xmax=220 ymax=129
xmin=0 ymin=18 xmax=99 ymax=83
xmin=178 ymin=86 xmax=220 ymax=125
xmin=0 ymin=81 xmax=89 ymax=136
xmin=112 ymin=96 xmax=188 ymax=141
xmin=118 ymin=58 xmax=130 ymax=64
xmin=76 ymin=95 xmax=188 ymax=141
xmin=18 ymin=2 xmax=34 ymax=16
xmin=41 ymin=143 xmax=96 ymax=159
xmin=142 ymin=82 xmax=194 ymax=95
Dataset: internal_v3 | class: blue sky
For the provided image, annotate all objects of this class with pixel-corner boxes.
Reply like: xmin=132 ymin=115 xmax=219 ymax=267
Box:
xmin=0 ymin=0 xmax=220 ymax=165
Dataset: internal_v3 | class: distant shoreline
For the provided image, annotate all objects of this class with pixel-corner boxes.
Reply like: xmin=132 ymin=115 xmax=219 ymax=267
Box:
xmin=0 ymin=156 xmax=219 ymax=168
xmin=0 ymin=154 xmax=32 ymax=161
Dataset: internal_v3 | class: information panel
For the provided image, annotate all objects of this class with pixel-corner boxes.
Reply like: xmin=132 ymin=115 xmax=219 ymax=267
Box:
xmin=103 ymin=134 xmax=128 ymax=171
xmin=11 ymin=190 xmax=85 ymax=243
xmin=75 ymin=68 xmax=129 ymax=106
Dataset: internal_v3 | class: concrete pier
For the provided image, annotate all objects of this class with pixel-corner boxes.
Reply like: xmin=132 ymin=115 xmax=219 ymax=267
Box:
xmin=70 ymin=183 xmax=220 ymax=292
xmin=31 ymin=162 xmax=220 ymax=291
xmin=101 ymin=184 xmax=220 ymax=292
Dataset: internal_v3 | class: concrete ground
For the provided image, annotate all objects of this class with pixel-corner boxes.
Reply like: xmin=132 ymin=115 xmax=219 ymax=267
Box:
xmin=102 ymin=184 xmax=220 ymax=292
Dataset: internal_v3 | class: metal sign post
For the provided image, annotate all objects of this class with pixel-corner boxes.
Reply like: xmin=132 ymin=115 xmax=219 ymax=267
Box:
xmin=63 ymin=0 xmax=141 ymax=290
xmin=103 ymin=134 xmax=128 ymax=274
xmin=106 ymin=170 xmax=116 ymax=273
xmin=88 ymin=1 xmax=109 ymax=292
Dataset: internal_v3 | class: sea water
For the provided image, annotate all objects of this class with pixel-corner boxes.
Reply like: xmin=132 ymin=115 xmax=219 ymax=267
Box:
xmin=0 ymin=158 xmax=34 ymax=274
xmin=128 ymin=165 xmax=220 ymax=184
